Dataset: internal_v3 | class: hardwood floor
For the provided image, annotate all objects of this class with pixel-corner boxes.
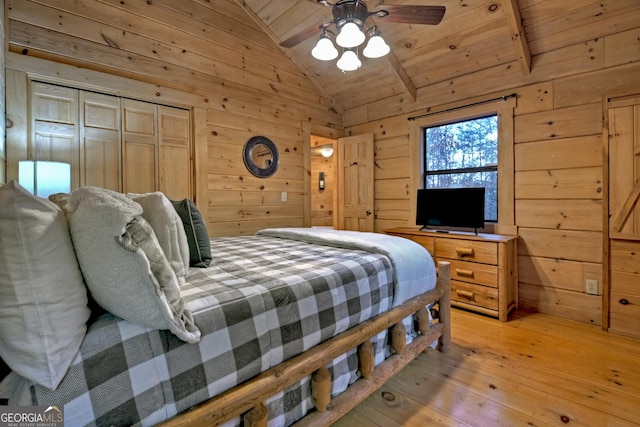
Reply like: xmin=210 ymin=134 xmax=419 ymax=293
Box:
xmin=333 ymin=308 xmax=640 ymax=426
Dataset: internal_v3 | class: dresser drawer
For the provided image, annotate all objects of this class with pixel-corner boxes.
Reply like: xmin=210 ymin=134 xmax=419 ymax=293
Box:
xmin=448 ymin=259 xmax=498 ymax=287
xmin=411 ymin=235 xmax=435 ymax=255
xmin=436 ymin=238 xmax=498 ymax=264
xmin=451 ymin=280 xmax=498 ymax=311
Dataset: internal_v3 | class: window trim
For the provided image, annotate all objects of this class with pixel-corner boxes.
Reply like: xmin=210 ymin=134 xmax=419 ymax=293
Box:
xmin=423 ymin=114 xmax=499 ymax=223
xmin=410 ymin=97 xmax=516 ymax=235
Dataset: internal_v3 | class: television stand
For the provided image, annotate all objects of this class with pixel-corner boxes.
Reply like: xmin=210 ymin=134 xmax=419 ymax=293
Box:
xmin=384 ymin=227 xmax=518 ymax=321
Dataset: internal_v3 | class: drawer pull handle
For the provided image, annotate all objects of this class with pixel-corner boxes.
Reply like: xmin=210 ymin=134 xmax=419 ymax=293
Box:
xmin=619 ymin=299 xmax=630 ymax=305
xmin=456 ymin=289 xmax=474 ymax=299
xmin=456 ymin=247 xmax=474 ymax=257
xmin=455 ymin=268 xmax=474 ymax=277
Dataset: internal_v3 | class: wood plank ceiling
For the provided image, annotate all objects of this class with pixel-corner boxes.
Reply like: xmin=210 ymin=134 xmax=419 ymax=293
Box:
xmin=236 ymin=0 xmax=531 ymax=112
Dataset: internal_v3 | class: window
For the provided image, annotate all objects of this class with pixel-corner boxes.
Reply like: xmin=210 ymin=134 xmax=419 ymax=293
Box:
xmin=423 ymin=115 xmax=498 ymax=222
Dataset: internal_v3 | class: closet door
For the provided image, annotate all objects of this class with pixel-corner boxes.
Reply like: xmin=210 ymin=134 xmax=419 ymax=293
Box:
xmin=122 ymin=99 xmax=158 ymax=194
xmin=159 ymin=105 xmax=191 ymax=200
xmin=80 ymin=91 xmax=121 ymax=191
xmin=31 ymin=82 xmax=79 ymax=189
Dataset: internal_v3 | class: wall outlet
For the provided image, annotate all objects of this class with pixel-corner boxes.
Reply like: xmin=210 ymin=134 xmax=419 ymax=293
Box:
xmin=586 ymin=279 xmax=598 ymax=295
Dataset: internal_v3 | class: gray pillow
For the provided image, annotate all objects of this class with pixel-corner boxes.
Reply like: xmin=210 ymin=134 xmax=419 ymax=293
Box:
xmin=129 ymin=192 xmax=190 ymax=284
xmin=68 ymin=187 xmax=200 ymax=343
xmin=171 ymin=199 xmax=212 ymax=267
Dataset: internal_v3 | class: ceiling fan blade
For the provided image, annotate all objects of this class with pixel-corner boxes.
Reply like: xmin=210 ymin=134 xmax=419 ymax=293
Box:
xmin=280 ymin=21 xmax=331 ymax=48
xmin=378 ymin=5 xmax=446 ymax=25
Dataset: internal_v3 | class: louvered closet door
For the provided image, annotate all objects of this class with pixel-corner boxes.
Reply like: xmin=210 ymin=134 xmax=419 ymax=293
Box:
xmin=607 ymin=95 xmax=640 ymax=338
xmin=122 ymin=99 xmax=158 ymax=194
xmin=80 ymin=92 xmax=121 ymax=191
xmin=31 ymin=82 xmax=79 ymax=189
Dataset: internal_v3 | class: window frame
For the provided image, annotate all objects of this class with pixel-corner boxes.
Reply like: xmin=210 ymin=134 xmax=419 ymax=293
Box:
xmin=410 ymin=97 xmax=516 ymax=235
xmin=423 ymin=113 xmax=499 ymax=223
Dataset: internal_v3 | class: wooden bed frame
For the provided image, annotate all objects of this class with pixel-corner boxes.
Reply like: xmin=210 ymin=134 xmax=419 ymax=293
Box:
xmin=161 ymin=261 xmax=451 ymax=427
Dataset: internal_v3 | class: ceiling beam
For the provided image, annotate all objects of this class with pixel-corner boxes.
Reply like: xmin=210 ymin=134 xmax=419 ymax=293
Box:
xmin=502 ymin=0 xmax=531 ymax=74
xmin=383 ymin=49 xmax=417 ymax=103
xmin=232 ymin=0 xmax=343 ymax=114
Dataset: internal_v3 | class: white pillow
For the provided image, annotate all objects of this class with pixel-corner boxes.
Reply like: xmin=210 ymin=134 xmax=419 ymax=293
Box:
xmin=0 ymin=180 xmax=90 ymax=390
xmin=128 ymin=192 xmax=190 ymax=285
xmin=68 ymin=187 xmax=200 ymax=343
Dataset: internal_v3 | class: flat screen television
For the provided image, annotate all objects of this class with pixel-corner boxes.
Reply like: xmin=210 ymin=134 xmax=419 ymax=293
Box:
xmin=416 ymin=187 xmax=485 ymax=233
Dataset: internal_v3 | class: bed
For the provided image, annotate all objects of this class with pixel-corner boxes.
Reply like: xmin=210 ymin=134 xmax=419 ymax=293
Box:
xmin=0 ymin=182 xmax=451 ymax=427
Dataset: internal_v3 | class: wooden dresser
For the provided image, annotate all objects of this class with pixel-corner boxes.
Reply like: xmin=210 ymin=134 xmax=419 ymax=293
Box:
xmin=385 ymin=227 xmax=518 ymax=321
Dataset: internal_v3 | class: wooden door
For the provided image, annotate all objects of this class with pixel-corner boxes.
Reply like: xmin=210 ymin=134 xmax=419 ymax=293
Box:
xmin=607 ymin=95 xmax=640 ymax=337
xmin=122 ymin=99 xmax=157 ymax=194
xmin=159 ymin=105 xmax=191 ymax=200
xmin=31 ymin=82 xmax=79 ymax=190
xmin=338 ymin=133 xmax=374 ymax=231
xmin=80 ymin=91 xmax=121 ymax=191
xmin=609 ymin=97 xmax=640 ymax=235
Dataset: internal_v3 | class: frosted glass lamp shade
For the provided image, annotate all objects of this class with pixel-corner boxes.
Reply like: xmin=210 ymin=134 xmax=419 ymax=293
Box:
xmin=336 ymin=22 xmax=365 ymax=48
xmin=312 ymin=37 xmax=339 ymax=61
xmin=336 ymin=50 xmax=362 ymax=71
xmin=18 ymin=160 xmax=71 ymax=198
xmin=363 ymin=35 xmax=390 ymax=58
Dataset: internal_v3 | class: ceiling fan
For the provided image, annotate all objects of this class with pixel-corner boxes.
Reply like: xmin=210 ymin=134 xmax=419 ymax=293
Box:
xmin=280 ymin=0 xmax=446 ymax=71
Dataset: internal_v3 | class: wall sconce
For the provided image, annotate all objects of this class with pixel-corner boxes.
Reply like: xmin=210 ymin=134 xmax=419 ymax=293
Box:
xmin=18 ymin=160 xmax=71 ymax=198
xmin=319 ymin=172 xmax=325 ymax=190
xmin=321 ymin=147 xmax=334 ymax=158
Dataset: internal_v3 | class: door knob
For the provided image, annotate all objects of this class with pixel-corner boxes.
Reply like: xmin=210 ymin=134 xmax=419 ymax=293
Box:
xmin=366 ymin=210 xmax=372 ymax=215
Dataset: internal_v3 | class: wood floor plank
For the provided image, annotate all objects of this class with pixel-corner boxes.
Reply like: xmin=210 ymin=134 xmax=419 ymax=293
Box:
xmin=332 ymin=308 xmax=640 ymax=427
xmin=340 ymin=381 xmax=462 ymax=427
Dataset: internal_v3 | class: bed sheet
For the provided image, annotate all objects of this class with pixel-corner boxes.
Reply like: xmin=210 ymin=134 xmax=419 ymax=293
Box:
xmin=3 ymin=235 xmax=401 ymax=426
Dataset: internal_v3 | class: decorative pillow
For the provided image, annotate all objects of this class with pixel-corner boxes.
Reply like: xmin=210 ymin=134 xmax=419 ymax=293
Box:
xmin=129 ymin=192 xmax=190 ymax=284
xmin=68 ymin=187 xmax=200 ymax=343
xmin=171 ymin=199 xmax=212 ymax=267
xmin=0 ymin=180 xmax=90 ymax=390
xmin=48 ymin=192 xmax=71 ymax=215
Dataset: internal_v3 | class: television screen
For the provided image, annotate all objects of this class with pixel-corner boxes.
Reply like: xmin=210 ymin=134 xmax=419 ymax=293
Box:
xmin=416 ymin=187 xmax=485 ymax=231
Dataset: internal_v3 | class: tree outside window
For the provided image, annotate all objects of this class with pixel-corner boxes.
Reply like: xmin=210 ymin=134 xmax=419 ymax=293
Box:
xmin=424 ymin=115 xmax=498 ymax=222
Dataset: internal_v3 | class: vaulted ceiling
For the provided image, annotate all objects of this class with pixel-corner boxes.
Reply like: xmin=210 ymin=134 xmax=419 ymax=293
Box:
xmin=235 ymin=0 xmax=623 ymax=113
xmin=236 ymin=0 xmax=529 ymax=112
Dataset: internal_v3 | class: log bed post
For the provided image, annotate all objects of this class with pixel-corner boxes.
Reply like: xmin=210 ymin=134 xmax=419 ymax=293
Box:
xmin=311 ymin=367 xmax=331 ymax=412
xmin=244 ymin=403 xmax=267 ymax=427
xmin=358 ymin=340 xmax=375 ymax=379
xmin=390 ymin=322 xmax=407 ymax=355
xmin=436 ymin=261 xmax=451 ymax=353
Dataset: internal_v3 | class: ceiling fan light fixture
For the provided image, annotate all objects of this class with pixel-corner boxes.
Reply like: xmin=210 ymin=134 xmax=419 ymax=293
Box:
xmin=336 ymin=49 xmax=361 ymax=72
xmin=363 ymin=34 xmax=390 ymax=59
xmin=312 ymin=35 xmax=339 ymax=61
xmin=336 ymin=21 xmax=365 ymax=48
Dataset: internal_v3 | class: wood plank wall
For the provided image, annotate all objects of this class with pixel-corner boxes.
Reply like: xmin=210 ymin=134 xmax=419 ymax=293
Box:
xmin=4 ymin=0 xmax=342 ymax=236
xmin=344 ymin=3 xmax=640 ymax=325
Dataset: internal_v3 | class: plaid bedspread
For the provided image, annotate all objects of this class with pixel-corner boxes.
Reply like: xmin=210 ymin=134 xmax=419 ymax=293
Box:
xmin=19 ymin=234 xmax=406 ymax=426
